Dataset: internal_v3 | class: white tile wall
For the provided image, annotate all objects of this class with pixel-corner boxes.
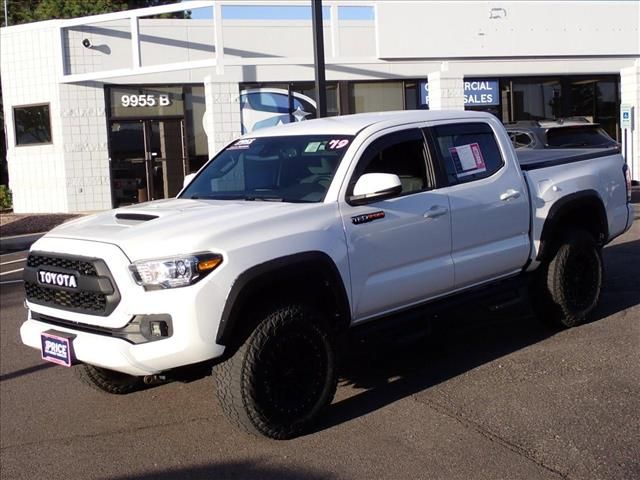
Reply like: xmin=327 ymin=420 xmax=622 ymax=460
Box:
xmin=427 ymin=72 xmax=465 ymax=111
xmin=204 ymin=80 xmax=242 ymax=156
xmin=1 ymin=25 xmax=112 ymax=213
xmin=1 ymin=25 xmax=68 ymax=213
xmin=59 ymin=83 xmax=111 ymax=212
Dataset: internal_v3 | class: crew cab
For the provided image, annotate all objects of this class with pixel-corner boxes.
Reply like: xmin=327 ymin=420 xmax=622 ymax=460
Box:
xmin=20 ymin=111 xmax=634 ymax=439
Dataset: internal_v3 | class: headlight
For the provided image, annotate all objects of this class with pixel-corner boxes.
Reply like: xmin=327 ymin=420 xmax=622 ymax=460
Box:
xmin=129 ymin=253 xmax=223 ymax=290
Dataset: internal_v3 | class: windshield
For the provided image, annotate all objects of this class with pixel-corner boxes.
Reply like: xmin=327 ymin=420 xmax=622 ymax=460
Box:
xmin=180 ymin=135 xmax=353 ymax=203
xmin=546 ymin=126 xmax=617 ymax=148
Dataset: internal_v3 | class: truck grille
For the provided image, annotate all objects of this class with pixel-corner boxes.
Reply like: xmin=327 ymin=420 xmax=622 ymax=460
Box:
xmin=24 ymin=282 xmax=106 ymax=312
xmin=27 ymin=254 xmax=97 ymax=276
xmin=24 ymin=252 xmax=120 ymax=316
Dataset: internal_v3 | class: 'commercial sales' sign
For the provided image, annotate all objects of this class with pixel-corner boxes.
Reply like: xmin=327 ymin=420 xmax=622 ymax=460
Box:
xmin=419 ymin=80 xmax=499 ymax=107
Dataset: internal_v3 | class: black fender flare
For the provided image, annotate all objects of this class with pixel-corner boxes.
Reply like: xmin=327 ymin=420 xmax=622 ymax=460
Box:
xmin=537 ymin=189 xmax=608 ymax=261
xmin=216 ymin=251 xmax=351 ymax=345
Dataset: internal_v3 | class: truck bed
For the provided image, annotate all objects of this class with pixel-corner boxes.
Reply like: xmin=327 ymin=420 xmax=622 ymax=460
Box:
xmin=516 ymin=147 xmax=621 ymax=171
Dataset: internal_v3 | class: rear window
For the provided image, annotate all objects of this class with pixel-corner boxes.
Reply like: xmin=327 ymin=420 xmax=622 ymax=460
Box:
xmin=546 ymin=127 xmax=617 ymax=148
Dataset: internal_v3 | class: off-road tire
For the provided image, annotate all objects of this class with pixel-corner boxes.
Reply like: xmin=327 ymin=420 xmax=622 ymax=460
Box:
xmin=532 ymin=229 xmax=603 ymax=328
xmin=213 ymin=304 xmax=337 ymax=440
xmin=74 ymin=364 xmax=145 ymax=394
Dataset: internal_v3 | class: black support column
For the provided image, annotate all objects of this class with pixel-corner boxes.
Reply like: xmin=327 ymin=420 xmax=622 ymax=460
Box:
xmin=311 ymin=0 xmax=327 ymax=118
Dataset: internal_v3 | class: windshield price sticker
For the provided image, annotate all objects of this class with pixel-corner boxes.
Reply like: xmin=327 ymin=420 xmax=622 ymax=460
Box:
xmin=120 ymin=94 xmax=171 ymax=108
xmin=228 ymin=138 xmax=256 ymax=150
xmin=305 ymin=139 xmax=350 ymax=153
xmin=449 ymin=143 xmax=486 ymax=178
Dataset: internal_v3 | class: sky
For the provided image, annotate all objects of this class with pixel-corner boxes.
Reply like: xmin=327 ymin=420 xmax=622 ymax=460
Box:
xmin=182 ymin=3 xmax=375 ymax=21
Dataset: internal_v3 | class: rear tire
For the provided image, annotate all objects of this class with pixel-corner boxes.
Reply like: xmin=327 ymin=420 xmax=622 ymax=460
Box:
xmin=74 ymin=364 xmax=144 ymax=395
xmin=532 ymin=229 xmax=603 ymax=328
xmin=213 ymin=303 xmax=337 ymax=440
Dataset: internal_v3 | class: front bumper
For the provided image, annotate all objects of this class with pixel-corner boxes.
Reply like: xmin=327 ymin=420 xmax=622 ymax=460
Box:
xmin=20 ymin=236 xmax=230 ymax=376
xmin=21 ymin=312 xmax=225 ymax=376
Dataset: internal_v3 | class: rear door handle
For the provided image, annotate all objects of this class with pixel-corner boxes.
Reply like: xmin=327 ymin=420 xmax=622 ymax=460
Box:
xmin=424 ymin=205 xmax=448 ymax=219
xmin=500 ymin=189 xmax=521 ymax=201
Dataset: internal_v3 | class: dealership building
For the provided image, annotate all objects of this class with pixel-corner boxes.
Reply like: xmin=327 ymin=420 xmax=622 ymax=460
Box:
xmin=1 ymin=0 xmax=638 ymax=213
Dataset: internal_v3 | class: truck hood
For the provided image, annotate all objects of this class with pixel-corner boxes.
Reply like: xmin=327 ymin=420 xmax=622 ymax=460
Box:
xmin=45 ymin=198 xmax=328 ymax=261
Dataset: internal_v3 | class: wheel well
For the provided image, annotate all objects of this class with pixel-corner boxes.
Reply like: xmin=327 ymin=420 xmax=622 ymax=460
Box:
xmin=538 ymin=191 xmax=608 ymax=262
xmin=216 ymin=252 xmax=351 ymax=349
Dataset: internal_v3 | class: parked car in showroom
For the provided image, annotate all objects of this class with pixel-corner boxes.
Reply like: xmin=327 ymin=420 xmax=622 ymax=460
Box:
xmin=505 ymin=118 xmax=619 ymax=149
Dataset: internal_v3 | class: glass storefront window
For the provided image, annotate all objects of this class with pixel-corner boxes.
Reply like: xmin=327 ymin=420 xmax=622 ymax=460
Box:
xmin=350 ymin=82 xmax=404 ymax=113
xmin=501 ymin=76 xmax=620 ymax=139
xmin=589 ymin=80 xmax=618 ymax=140
xmin=107 ymin=84 xmax=202 ymax=207
xmin=512 ymin=80 xmax=562 ymax=121
xmin=294 ymin=84 xmax=339 ymax=117
xmin=404 ymin=82 xmax=419 ymax=110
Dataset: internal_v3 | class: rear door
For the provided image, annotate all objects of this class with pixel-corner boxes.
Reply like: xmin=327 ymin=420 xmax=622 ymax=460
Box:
xmin=426 ymin=121 xmax=530 ymax=289
xmin=339 ymin=128 xmax=454 ymax=322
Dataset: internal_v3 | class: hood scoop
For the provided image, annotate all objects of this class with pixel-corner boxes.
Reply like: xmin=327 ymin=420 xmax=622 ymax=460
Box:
xmin=114 ymin=213 xmax=159 ymax=222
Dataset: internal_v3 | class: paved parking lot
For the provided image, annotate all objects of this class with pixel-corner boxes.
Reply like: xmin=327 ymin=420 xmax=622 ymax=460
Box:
xmin=1 ymin=223 xmax=638 ymax=480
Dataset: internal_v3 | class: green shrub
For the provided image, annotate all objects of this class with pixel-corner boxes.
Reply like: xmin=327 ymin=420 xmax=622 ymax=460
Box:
xmin=0 ymin=185 xmax=12 ymax=210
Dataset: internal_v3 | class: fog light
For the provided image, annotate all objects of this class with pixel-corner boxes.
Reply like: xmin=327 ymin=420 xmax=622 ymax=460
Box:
xmin=150 ymin=321 xmax=168 ymax=337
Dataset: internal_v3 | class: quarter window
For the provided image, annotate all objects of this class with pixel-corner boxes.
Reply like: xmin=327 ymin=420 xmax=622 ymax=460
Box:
xmin=13 ymin=104 xmax=52 ymax=146
xmin=349 ymin=129 xmax=430 ymax=197
xmin=431 ymin=123 xmax=504 ymax=185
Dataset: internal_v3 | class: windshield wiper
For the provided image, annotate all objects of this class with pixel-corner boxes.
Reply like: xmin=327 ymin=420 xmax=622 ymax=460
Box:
xmin=188 ymin=194 xmax=284 ymax=202
xmin=244 ymin=195 xmax=283 ymax=202
xmin=189 ymin=194 xmax=245 ymax=200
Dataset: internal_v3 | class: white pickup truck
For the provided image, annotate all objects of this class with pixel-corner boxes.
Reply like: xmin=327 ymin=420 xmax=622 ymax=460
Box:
xmin=20 ymin=111 xmax=634 ymax=439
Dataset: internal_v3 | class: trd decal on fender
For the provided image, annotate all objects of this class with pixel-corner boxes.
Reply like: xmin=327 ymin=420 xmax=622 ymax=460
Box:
xmin=351 ymin=211 xmax=385 ymax=225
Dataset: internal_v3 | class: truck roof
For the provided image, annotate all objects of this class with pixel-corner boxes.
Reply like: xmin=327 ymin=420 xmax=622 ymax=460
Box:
xmin=246 ymin=110 xmax=495 ymax=137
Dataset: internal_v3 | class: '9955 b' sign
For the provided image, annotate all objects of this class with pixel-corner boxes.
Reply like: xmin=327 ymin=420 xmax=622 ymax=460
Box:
xmin=110 ymin=87 xmax=183 ymax=118
xmin=120 ymin=94 xmax=171 ymax=107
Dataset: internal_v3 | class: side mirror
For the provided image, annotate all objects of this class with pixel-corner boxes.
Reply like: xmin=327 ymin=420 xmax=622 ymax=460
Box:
xmin=183 ymin=173 xmax=196 ymax=188
xmin=349 ymin=173 xmax=402 ymax=205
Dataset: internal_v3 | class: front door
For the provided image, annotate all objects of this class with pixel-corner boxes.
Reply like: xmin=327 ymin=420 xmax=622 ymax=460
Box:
xmin=109 ymin=119 xmax=188 ymax=207
xmin=340 ymin=128 xmax=454 ymax=322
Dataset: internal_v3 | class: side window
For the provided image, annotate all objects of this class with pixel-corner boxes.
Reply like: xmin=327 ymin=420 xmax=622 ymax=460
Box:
xmin=350 ymin=129 xmax=430 ymax=197
xmin=430 ymin=123 xmax=505 ymax=185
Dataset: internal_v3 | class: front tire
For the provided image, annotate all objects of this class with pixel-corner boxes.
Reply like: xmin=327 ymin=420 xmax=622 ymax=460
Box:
xmin=74 ymin=364 xmax=144 ymax=394
xmin=533 ymin=229 xmax=603 ymax=328
xmin=213 ymin=304 xmax=337 ymax=440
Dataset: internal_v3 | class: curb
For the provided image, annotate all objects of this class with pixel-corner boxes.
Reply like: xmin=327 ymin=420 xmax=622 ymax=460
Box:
xmin=0 ymin=232 xmax=45 ymax=253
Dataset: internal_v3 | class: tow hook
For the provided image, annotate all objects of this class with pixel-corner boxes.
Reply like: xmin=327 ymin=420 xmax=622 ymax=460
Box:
xmin=143 ymin=374 xmax=166 ymax=385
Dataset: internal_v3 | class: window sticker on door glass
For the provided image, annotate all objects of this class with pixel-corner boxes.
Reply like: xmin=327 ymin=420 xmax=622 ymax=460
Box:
xmin=448 ymin=143 xmax=486 ymax=178
xmin=228 ymin=138 xmax=256 ymax=150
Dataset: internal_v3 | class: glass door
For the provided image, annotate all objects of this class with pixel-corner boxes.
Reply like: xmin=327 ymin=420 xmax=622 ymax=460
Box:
xmin=110 ymin=119 xmax=187 ymax=207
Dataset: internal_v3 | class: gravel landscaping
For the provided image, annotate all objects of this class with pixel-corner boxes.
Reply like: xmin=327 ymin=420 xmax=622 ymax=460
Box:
xmin=0 ymin=213 xmax=80 ymax=237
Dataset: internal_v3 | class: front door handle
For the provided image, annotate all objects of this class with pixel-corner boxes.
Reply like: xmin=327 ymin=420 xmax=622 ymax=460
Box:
xmin=424 ymin=205 xmax=448 ymax=219
xmin=500 ymin=189 xmax=521 ymax=201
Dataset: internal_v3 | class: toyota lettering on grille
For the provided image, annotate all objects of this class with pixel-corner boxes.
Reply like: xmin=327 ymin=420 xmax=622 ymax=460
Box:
xmin=38 ymin=270 xmax=78 ymax=289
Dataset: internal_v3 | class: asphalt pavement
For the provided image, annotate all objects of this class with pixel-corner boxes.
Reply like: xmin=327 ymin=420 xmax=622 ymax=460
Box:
xmin=0 ymin=223 xmax=638 ymax=480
